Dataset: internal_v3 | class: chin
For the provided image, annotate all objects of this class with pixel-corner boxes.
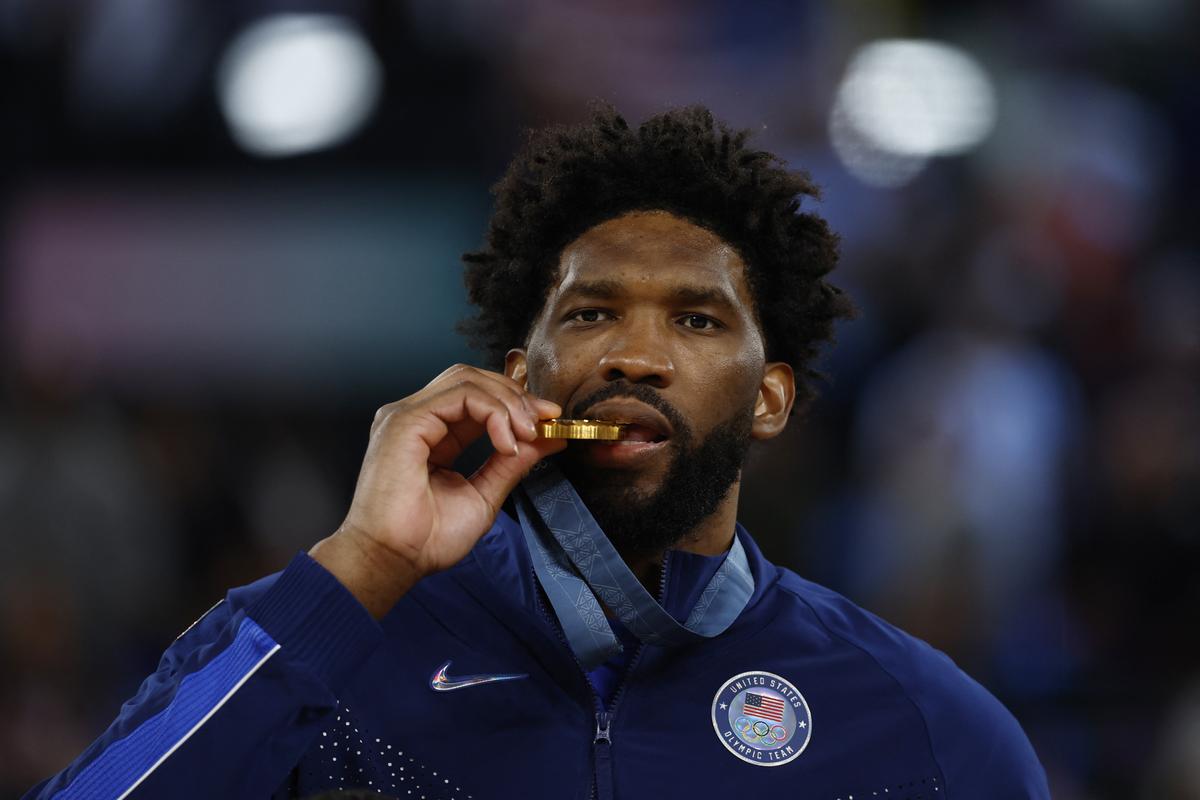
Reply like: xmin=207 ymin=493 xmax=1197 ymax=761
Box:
xmin=558 ymin=450 xmax=669 ymax=495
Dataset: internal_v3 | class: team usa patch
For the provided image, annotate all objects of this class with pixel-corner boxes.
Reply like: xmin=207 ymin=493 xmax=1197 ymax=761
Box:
xmin=711 ymin=670 xmax=812 ymax=766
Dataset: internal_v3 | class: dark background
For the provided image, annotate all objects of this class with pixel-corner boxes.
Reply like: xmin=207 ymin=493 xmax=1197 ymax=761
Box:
xmin=2 ymin=1 xmax=1198 ymax=797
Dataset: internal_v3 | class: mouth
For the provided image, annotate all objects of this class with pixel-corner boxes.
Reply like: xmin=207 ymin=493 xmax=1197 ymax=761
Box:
xmin=614 ymin=423 xmax=668 ymax=445
xmin=574 ymin=398 xmax=675 ymax=468
xmin=581 ymin=399 xmax=674 ymax=444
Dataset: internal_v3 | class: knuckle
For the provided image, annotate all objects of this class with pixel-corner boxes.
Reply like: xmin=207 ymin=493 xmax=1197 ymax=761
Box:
xmin=442 ymin=376 xmax=477 ymax=395
xmin=371 ymin=404 xmax=396 ymax=429
xmin=433 ymin=362 xmax=471 ymax=384
xmin=370 ymin=400 xmax=414 ymax=436
xmin=505 ymin=377 xmax=531 ymax=399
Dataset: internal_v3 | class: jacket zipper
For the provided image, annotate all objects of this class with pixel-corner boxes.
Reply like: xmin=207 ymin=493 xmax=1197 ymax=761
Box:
xmin=532 ymin=553 xmax=671 ymax=800
xmin=529 ymin=565 xmax=603 ymax=797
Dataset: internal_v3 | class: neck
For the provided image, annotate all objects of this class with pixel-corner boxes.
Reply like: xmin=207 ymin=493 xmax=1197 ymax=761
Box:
xmin=619 ymin=480 xmax=741 ymax=593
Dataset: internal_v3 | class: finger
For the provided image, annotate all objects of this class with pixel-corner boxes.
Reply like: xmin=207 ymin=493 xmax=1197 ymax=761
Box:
xmin=532 ymin=397 xmax=562 ymax=418
xmin=477 ymin=371 xmax=562 ymax=420
xmin=430 ymin=365 xmax=533 ymax=418
xmin=415 ymin=383 xmax=518 ymax=462
xmin=467 ymin=437 xmax=568 ymax=514
xmin=455 ymin=370 xmax=555 ymax=438
xmin=469 ymin=393 xmax=521 ymax=457
xmin=435 ymin=370 xmax=540 ymax=443
xmin=425 ymin=419 xmax=479 ymax=468
xmin=437 ymin=367 xmax=563 ymax=430
xmin=429 ymin=366 xmax=562 ymax=432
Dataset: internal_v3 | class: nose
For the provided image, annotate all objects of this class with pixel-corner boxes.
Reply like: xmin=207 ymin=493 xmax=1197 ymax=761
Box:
xmin=596 ymin=317 xmax=675 ymax=388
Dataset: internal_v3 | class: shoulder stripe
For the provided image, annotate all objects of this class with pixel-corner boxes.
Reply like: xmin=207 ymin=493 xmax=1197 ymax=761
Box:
xmin=53 ymin=617 xmax=280 ymax=800
xmin=174 ymin=599 xmax=226 ymax=642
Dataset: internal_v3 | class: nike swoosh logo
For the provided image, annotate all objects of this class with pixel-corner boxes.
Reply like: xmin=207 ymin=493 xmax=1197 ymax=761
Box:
xmin=429 ymin=660 xmax=529 ymax=692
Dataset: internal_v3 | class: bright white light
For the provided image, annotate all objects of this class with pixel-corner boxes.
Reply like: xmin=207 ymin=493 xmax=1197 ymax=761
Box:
xmin=217 ymin=14 xmax=382 ymax=158
xmin=829 ymin=94 xmax=929 ymax=188
xmin=830 ymin=38 xmax=996 ymax=185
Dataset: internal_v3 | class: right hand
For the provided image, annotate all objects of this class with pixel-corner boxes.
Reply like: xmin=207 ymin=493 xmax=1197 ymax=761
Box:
xmin=311 ymin=364 xmax=567 ymax=616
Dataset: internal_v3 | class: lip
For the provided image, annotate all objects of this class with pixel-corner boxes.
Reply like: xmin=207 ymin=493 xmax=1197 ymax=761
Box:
xmin=581 ymin=399 xmax=675 ymax=441
xmin=579 ymin=438 xmax=671 ymax=469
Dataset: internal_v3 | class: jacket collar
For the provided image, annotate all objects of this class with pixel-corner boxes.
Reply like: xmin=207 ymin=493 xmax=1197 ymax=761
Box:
xmin=464 ymin=508 xmax=780 ymax=626
xmin=447 ymin=508 xmax=781 ymax=691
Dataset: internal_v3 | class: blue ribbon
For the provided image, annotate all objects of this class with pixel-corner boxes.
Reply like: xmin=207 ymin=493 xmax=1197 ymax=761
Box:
xmin=514 ymin=461 xmax=754 ymax=670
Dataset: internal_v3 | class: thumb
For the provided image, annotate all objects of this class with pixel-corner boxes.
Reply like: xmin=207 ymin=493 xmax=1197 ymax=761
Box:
xmin=468 ymin=438 xmax=567 ymax=513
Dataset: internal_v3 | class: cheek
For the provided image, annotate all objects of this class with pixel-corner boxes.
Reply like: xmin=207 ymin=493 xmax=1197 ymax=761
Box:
xmin=702 ymin=355 xmax=763 ymax=413
xmin=524 ymin=337 xmax=576 ymax=398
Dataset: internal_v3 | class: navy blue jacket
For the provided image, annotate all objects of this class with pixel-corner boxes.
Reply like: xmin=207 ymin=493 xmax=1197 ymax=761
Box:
xmin=26 ymin=511 xmax=1049 ymax=799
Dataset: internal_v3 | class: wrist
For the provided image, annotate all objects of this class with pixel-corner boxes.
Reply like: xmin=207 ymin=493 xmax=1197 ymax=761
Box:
xmin=309 ymin=525 xmax=423 ymax=619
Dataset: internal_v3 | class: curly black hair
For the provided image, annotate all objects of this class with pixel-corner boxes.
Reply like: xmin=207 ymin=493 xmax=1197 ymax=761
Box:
xmin=459 ymin=103 xmax=855 ymax=413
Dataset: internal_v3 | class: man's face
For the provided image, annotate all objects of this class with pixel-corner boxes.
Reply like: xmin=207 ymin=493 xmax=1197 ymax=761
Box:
xmin=506 ymin=210 xmax=793 ymax=556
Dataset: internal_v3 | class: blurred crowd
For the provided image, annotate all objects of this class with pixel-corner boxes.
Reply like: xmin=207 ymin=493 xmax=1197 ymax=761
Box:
xmin=1 ymin=1 xmax=1197 ymax=798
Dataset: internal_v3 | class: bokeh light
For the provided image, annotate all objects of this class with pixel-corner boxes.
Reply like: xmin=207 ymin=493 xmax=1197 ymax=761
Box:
xmin=217 ymin=14 xmax=382 ymax=158
xmin=830 ymin=38 xmax=997 ymax=186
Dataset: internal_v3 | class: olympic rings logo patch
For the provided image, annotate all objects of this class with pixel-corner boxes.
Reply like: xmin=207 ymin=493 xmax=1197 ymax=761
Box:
xmin=711 ymin=670 xmax=812 ymax=767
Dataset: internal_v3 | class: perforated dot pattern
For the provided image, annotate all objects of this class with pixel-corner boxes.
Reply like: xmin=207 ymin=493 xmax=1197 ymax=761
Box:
xmin=304 ymin=704 xmax=473 ymax=799
xmin=832 ymin=776 xmax=940 ymax=800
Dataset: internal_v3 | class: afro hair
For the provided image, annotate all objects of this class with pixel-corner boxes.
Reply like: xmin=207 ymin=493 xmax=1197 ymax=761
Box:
xmin=459 ymin=103 xmax=855 ymax=413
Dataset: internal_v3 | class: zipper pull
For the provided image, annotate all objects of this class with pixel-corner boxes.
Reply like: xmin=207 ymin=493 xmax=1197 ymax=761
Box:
xmin=593 ymin=711 xmax=615 ymax=800
xmin=594 ymin=710 xmax=613 ymax=744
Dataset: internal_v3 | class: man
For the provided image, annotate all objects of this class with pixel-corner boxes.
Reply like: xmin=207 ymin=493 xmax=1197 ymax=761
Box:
xmin=26 ymin=105 xmax=1049 ymax=799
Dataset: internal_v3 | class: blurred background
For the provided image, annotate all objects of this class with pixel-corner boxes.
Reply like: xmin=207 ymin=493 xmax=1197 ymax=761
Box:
xmin=1 ymin=0 xmax=1197 ymax=797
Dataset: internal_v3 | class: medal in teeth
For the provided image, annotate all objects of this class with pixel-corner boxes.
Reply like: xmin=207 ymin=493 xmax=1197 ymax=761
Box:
xmin=537 ymin=416 xmax=668 ymax=444
xmin=536 ymin=419 xmax=628 ymax=440
xmin=536 ymin=418 xmax=666 ymax=444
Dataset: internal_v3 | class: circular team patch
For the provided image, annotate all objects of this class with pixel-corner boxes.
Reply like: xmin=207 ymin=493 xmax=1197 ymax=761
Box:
xmin=711 ymin=670 xmax=812 ymax=766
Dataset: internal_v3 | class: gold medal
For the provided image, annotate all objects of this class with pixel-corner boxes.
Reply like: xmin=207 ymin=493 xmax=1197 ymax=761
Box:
xmin=536 ymin=418 xmax=627 ymax=440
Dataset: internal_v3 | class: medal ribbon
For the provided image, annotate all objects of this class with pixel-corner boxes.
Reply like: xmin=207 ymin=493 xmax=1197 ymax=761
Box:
xmin=513 ymin=461 xmax=754 ymax=670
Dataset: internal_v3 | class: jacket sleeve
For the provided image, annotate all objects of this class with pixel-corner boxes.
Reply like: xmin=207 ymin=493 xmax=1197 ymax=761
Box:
xmin=22 ymin=553 xmax=383 ymax=800
xmin=918 ymin=656 xmax=1052 ymax=799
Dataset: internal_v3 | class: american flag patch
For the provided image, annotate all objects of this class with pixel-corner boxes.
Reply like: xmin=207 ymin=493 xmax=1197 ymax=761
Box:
xmin=743 ymin=692 xmax=786 ymax=722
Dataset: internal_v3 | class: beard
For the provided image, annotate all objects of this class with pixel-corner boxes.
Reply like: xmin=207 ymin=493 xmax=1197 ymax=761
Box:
xmin=554 ymin=382 xmax=755 ymax=560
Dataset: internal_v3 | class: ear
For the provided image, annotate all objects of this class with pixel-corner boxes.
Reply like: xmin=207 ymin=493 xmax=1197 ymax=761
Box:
xmin=751 ymin=361 xmax=795 ymax=440
xmin=504 ymin=348 xmax=529 ymax=388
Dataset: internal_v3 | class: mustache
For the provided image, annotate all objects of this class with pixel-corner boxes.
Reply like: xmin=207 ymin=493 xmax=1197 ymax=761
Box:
xmin=570 ymin=381 xmax=690 ymax=440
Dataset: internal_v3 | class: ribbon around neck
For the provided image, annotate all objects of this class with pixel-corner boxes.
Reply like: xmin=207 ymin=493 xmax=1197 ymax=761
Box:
xmin=513 ymin=461 xmax=754 ymax=671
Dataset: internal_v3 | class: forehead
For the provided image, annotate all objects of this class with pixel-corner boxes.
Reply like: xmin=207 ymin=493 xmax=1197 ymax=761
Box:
xmin=551 ymin=210 xmax=752 ymax=304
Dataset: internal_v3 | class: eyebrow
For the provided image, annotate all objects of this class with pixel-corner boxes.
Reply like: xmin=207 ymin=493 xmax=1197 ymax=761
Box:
xmin=555 ymin=279 xmax=740 ymax=312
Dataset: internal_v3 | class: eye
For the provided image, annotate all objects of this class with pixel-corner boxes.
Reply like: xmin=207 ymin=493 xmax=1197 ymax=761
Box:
xmin=565 ymin=308 xmax=612 ymax=324
xmin=679 ymin=314 xmax=720 ymax=331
